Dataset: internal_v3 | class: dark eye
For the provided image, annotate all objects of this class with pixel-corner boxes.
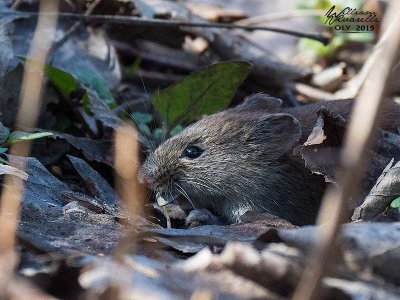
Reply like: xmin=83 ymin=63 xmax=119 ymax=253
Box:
xmin=181 ymin=145 xmax=204 ymax=159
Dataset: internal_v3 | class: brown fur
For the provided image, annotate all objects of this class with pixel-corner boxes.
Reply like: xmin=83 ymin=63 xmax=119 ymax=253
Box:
xmin=139 ymin=95 xmax=400 ymax=225
xmin=285 ymin=98 xmax=400 ymax=139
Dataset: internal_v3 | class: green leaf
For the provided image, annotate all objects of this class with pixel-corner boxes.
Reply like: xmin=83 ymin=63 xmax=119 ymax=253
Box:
xmin=123 ymin=56 xmax=142 ymax=80
xmin=131 ymin=112 xmax=153 ymax=124
xmin=0 ymin=122 xmax=10 ymax=144
xmin=138 ymin=124 xmax=152 ymax=136
xmin=45 ymin=65 xmax=78 ymax=95
xmin=18 ymin=56 xmax=116 ymax=108
xmin=7 ymin=131 xmax=54 ymax=144
xmin=170 ymin=124 xmax=183 ymax=136
xmin=390 ymin=196 xmax=400 ymax=209
xmin=153 ymin=128 xmax=164 ymax=140
xmin=74 ymin=68 xmax=116 ymax=108
xmin=19 ymin=56 xmax=77 ymax=96
xmin=151 ymin=61 xmax=252 ymax=128
xmin=0 ymin=146 xmax=7 ymax=165
xmin=0 ymin=147 xmax=8 ymax=154
xmin=54 ymin=113 xmax=72 ymax=132
xmin=299 ymin=35 xmax=346 ymax=59
xmin=347 ymin=32 xmax=374 ymax=43
xmin=81 ymin=93 xmax=91 ymax=114
xmin=296 ymin=0 xmax=364 ymax=25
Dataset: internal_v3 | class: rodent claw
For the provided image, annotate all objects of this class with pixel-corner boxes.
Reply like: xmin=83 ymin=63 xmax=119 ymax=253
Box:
xmin=185 ymin=209 xmax=224 ymax=228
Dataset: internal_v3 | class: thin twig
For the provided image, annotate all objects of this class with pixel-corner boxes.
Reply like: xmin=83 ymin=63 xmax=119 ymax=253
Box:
xmin=1 ymin=11 xmax=330 ymax=45
xmin=235 ymin=9 xmax=326 ymax=25
xmin=293 ymin=82 xmax=336 ymax=101
xmin=291 ymin=2 xmax=400 ymax=300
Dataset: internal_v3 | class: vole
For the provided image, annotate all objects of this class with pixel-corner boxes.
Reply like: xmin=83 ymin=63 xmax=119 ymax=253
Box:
xmin=139 ymin=94 xmax=400 ymax=226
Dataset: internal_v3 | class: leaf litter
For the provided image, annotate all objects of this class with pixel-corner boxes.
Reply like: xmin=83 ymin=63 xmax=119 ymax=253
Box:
xmin=0 ymin=0 xmax=400 ymax=299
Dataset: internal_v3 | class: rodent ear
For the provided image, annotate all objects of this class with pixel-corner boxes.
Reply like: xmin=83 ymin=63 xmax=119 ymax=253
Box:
xmin=250 ymin=113 xmax=302 ymax=159
xmin=236 ymin=93 xmax=283 ymax=112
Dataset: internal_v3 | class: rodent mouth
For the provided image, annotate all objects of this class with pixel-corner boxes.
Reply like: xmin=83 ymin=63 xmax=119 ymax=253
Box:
xmin=156 ymin=191 xmax=180 ymax=207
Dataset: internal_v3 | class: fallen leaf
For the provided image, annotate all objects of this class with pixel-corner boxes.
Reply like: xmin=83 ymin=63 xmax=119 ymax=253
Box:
xmin=67 ymin=155 xmax=119 ymax=207
xmin=0 ymin=163 xmax=28 ymax=180
xmin=140 ymin=220 xmax=281 ymax=254
xmin=0 ymin=18 xmax=18 ymax=77
xmin=352 ymin=160 xmax=400 ymax=221
xmin=86 ymin=91 xmax=121 ymax=129
xmin=294 ymin=108 xmax=345 ymax=183
xmin=4 ymin=155 xmax=128 ymax=257
xmin=44 ymin=64 xmax=78 ymax=96
xmin=7 ymin=131 xmax=53 ymax=144
xmin=10 ymin=14 xmax=121 ymax=89
xmin=0 ymin=64 xmax=23 ymax=128
xmin=51 ymin=132 xmax=113 ymax=166
xmin=259 ymin=222 xmax=400 ymax=285
xmin=324 ymin=278 xmax=400 ymax=300
xmin=0 ymin=121 xmax=10 ymax=143
xmin=151 ymin=61 xmax=252 ymax=128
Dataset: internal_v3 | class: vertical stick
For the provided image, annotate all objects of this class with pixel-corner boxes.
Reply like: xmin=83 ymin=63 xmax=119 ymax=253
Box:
xmin=111 ymin=123 xmax=147 ymax=298
xmin=113 ymin=124 xmax=147 ymax=255
xmin=114 ymin=124 xmax=146 ymax=219
xmin=0 ymin=0 xmax=59 ymax=256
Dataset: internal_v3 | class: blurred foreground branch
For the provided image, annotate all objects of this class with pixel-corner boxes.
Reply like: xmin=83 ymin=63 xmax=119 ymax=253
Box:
xmin=292 ymin=1 xmax=400 ymax=299
xmin=0 ymin=0 xmax=59 ymax=296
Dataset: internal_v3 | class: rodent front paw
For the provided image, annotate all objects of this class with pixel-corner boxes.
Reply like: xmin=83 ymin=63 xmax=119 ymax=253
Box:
xmin=185 ymin=209 xmax=224 ymax=228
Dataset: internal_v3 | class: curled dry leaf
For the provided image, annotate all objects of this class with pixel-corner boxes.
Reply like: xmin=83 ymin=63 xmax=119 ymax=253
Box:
xmin=67 ymin=155 xmax=118 ymax=206
xmin=352 ymin=160 xmax=400 ymax=221
xmin=294 ymin=108 xmax=345 ymax=183
xmin=86 ymin=91 xmax=122 ymax=129
xmin=79 ymin=256 xmax=178 ymax=299
xmin=0 ymin=163 xmax=28 ymax=180
xmin=219 ymin=242 xmax=303 ymax=297
xmin=80 ymin=251 xmax=274 ymax=300
xmin=258 ymin=222 xmax=400 ymax=286
xmin=140 ymin=210 xmax=297 ymax=254
xmin=324 ymin=278 xmax=400 ymax=300
xmin=296 ymin=108 xmax=400 ymax=208
xmin=67 ymin=155 xmax=131 ymax=219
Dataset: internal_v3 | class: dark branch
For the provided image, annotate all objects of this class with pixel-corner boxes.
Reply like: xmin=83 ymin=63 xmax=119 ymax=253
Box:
xmin=1 ymin=11 xmax=330 ymax=45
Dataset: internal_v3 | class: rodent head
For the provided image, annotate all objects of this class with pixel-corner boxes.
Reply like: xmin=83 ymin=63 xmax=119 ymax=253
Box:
xmin=139 ymin=105 xmax=303 ymax=222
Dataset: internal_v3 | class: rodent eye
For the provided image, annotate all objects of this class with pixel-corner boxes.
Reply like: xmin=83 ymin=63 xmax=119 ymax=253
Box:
xmin=181 ymin=145 xmax=204 ymax=159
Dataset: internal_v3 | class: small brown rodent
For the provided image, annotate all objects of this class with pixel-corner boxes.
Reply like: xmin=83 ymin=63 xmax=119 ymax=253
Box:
xmin=139 ymin=95 xmax=400 ymax=225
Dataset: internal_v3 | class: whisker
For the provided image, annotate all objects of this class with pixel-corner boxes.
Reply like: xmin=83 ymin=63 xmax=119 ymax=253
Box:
xmin=175 ymin=183 xmax=196 ymax=209
xmin=184 ymin=176 xmax=225 ymax=196
xmin=139 ymin=74 xmax=153 ymax=119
